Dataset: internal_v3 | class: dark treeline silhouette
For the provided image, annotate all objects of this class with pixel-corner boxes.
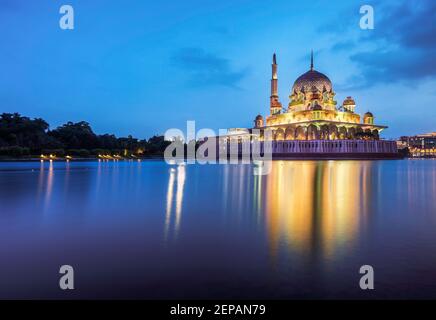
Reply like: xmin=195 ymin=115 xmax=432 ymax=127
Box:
xmin=0 ymin=113 xmax=170 ymax=158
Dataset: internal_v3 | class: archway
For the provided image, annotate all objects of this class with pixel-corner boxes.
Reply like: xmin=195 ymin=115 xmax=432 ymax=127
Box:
xmin=338 ymin=126 xmax=347 ymax=140
xmin=285 ymin=127 xmax=295 ymax=140
xmin=328 ymin=124 xmax=339 ymax=140
xmin=355 ymin=127 xmax=363 ymax=139
xmin=347 ymin=127 xmax=356 ymax=140
xmin=295 ymin=126 xmax=306 ymax=140
xmin=275 ymin=128 xmax=285 ymax=141
xmin=307 ymin=124 xmax=319 ymax=140
xmin=319 ymin=125 xmax=329 ymax=140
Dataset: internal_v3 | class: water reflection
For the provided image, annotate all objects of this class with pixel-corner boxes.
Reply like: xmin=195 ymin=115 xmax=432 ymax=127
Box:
xmin=253 ymin=172 xmax=263 ymax=224
xmin=46 ymin=161 xmax=54 ymax=204
xmin=36 ymin=161 xmax=55 ymax=213
xmin=264 ymin=161 xmax=374 ymax=260
xmin=164 ymin=164 xmax=186 ymax=241
xmin=220 ymin=164 xmax=256 ymax=223
xmin=1 ymin=160 xmax=436 ymax=298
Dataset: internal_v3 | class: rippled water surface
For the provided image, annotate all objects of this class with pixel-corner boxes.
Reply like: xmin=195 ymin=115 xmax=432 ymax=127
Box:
xmin=0 ymin=159 xmax=435 ymax=299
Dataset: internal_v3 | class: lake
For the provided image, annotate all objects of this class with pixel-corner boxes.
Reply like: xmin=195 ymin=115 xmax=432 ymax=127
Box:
xmin=0 ymin=159 xmax=435 ymax=299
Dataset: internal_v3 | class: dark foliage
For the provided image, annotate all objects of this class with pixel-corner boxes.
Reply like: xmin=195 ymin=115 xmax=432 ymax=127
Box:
xmin=0 ymin=113 xmax=169 ymax=158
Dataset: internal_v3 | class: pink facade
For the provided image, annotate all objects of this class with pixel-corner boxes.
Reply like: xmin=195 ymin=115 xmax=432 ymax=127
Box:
xmin=265 ymin=140 xmax=398 ymax=154
xmin=218 ymin=139 xmax=399 ymax=159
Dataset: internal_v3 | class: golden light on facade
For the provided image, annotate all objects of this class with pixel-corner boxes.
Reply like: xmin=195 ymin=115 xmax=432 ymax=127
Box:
xmin=254 ymin=53 xmax=387 ymax=141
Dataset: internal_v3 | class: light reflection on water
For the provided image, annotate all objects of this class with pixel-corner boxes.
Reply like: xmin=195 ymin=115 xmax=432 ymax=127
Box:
xmin=164 ymin=165 xmax=186 ymax=241
xmin=264 ymin=161 xmax=367 ymax=259
xmin=0 ymin=159 xmax=436 ymax=299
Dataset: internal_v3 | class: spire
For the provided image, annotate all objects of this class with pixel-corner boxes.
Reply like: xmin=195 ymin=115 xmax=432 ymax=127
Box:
xmin=271 ymin=53 xmax=278 ymax=80
xmin=310 ymin=50 xmax=314 ymax=71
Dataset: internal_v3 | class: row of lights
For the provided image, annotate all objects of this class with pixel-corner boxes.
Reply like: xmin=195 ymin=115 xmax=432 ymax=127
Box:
xmin=39 ymin=154 xmax=141 ymax=162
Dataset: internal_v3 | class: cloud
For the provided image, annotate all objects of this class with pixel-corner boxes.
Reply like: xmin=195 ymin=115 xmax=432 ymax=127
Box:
xmin=350 ymin=50 xmax=436 ymax=86
xmin=370 ymin=0 xmax=436 ymax=50
xmin=328 ymin=0 xmax=436 ymax=88
xmin=331 ymin=40 xmax=356 ymax=52
xmin=170 ymin=48 xmax=248 ymax=89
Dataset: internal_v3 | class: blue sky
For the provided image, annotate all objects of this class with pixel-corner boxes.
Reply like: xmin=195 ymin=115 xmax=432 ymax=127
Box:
xmin=0 ymin=0 xmax=435 ymax=139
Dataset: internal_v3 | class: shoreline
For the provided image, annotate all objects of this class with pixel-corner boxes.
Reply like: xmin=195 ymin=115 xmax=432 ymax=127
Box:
xmin=2 ymin=156 xmax=432 ymax=163
xmin=0 ymin=155 xmax=165 ymax=162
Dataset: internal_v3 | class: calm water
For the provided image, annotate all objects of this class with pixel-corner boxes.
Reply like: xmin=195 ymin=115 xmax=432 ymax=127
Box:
xmin=0 ymin=159 xmax=435 ymax=299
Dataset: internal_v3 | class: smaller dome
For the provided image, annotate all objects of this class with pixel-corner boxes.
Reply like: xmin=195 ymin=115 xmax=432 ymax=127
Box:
xmin=364 ymin=111 xmax=373 ymax=117
xmin=343 ymin=96 xmax=355 ymax=105
xmin=255 ymin=114 xmax=263 ymax=120
xmin=312 ymin=104 xmax=322 ymax=111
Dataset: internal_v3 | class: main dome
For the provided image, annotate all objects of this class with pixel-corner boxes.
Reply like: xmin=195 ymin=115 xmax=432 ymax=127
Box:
xmin=292 ymin=69 xmax=332 ymax=93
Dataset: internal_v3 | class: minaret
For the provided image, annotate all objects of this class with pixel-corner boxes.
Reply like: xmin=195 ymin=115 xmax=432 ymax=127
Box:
xmin=270 ymin=53 xmax=282 ymax=115
xmin=271 ymin=53 xmax=278 ymax=97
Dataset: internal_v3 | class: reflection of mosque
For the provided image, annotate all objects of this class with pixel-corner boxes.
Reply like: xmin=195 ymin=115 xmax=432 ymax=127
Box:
xmin=263 ymin=161 xmax=374 ymax=259
xmin=217 ymin=161 xmax=376 ymax=260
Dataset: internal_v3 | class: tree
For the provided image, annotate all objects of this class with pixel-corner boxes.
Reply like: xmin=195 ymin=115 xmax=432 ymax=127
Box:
xmin=49 ymin=121 xmax=99 ymax=149
xmin=0 ymin=113 xmax=55 ymax=151
xmin=0 ymin=113 xmax=168 ymax=157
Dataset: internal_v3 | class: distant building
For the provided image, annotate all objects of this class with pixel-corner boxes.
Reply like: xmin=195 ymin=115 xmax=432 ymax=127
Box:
xmin=399 ymin=133 xmax=436 ymax=157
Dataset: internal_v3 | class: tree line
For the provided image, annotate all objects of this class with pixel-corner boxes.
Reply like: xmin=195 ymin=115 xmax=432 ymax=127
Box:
xmin=0 ymin=113 xmax=170 ymax=158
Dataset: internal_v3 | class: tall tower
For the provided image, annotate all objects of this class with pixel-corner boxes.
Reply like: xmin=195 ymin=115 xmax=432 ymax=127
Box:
xmin=270 ymin=53 xmax=282 ymax=115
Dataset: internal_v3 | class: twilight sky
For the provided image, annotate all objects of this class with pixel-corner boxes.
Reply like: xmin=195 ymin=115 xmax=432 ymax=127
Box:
xmin=0 ymin=0 xmax=435 ymax=139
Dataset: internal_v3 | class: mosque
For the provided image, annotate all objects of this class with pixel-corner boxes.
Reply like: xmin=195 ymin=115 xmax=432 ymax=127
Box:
xmin=255 ymin=52 xmax=385 ymax=140
xmin=223 ymin=52 xmax=399 ymax=158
